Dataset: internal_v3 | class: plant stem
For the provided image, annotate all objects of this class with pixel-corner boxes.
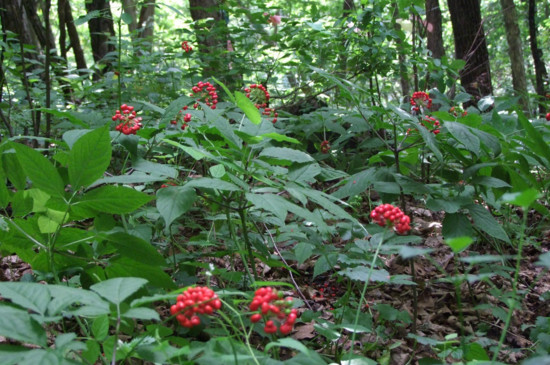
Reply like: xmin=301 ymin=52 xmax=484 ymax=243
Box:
xmin=238 ymin=208 xmax=258 ymax=283
xmin=491 ymin=206 xmax=528 ymax=362
xmin=347 ymin=231 xmax=385 ymax=359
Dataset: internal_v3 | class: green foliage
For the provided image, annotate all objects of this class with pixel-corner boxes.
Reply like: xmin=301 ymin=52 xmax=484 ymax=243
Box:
xmin=1 ymin=0 xmax=549 ymax=363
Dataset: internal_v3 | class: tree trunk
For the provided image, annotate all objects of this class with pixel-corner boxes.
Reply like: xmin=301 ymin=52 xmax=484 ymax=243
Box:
xmin=392 ymin=2 xmax=410 ymax=99
xmin=528 ymin=0 xmax=548 ymax=115
xmin=425 ymin=0 xmax=444 ymax=59
xmin=189 ymin=0 xmax=236 ymax=88
xmin=500 ymin=0 xmax=528 ymax=111
xmin=62 ymin=0 xmax=88 ymax=71
xmin=447 ymin=0 xmax=493 ymax=105
xmin=85 ymin=0 xmax=116 ymax=74
xmin=138 ymin=0 xmax=155 ymax=47
xmin=122 ymin=0 xmax=155 ymax=54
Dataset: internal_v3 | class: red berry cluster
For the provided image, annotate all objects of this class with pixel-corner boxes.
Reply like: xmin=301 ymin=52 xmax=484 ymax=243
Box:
xmin=170 ymin=106 xmax=192 ymax=130
xmin=421 ymin=116 xmax=441 ymax=135
xmin=320 ymin=140 xmax=330 ymax=154
xmin=449 ymin=106 xmax=468 ymax=118
xmin=190 ymin=81 xmax=218 ymax=111
xmin=181 ymin=41 xmax=193 ymax=53
xmin=112 ymin=104 xmax=143 ymax=135
xmin=546 ymin=112 xmax=550 ymax=121
xmin=245 ymin=84 xmax=278 ymax=123
xmin=410 ymin=91 xmax=432 ymax=113
xmin=249 ymin=287 xmax=298 ymax=335
xmin=170 ymin=286 xmax=222 ymax=328
xmin=370 ymin=204 xmax=411 ymax=234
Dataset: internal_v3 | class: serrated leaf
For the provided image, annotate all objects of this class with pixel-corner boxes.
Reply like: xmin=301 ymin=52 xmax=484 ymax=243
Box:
xmin=156 ymin=186 xmax=196 ymax=228
xmin=0 ymin=282 xmax=50 ymax=316
xmin=260 ymin=132 xmax=300 ymax=144
xmin=185 ymin=177 xmax=241 ymax=191
xmin=76 ymin=185 xmax=154 ymax=214
xmin=91 ymin=315 xmax=109 ymax=341
xmin=90 ymin=278 xmax=148 ymax=305
xmin=12 ymin=143 xmax=64 ymax=197
xmin=122 ymin=307 xmax=160 ymax=321
xmin=68 ymin=125 xmax=111 ymax=189
xmin=442 ymin=212 xmax=474 ymax=239
xmin=0 ymin=304 xmax=46 ymax=346
xmin=468 ymin=204 xmax=510 ymax=243
xmin=399 ymin=246 xmax=433 ymax=259
xmin=106 ymin=257 xmax=176 ymax=289
xmin=294 ymin=242 xmax=314 ymax=264
xmin=259 ymin=147 xmax=314 ymax=163
xmin=104 ymin=232 xmax=166 ymax=266
xmin=245 ymin=193 xmax=287 ymax=222
xmin=446 ymin=122 xmax=480 ymax=155
xmin=338 ymin=266 xmax=390 ymax=283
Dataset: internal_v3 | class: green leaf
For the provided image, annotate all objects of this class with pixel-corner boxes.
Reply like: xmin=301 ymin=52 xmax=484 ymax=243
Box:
xmin=12 ymin=143 xmax=65 ymax=196
xmin=500 ymin=189 xmax=540 ymax=208
xmin=246 ymin=193 xmax=288 ymax=222
xmin=471 ymin=176 xmax=511 ymax=188
xmin=259 ymin=147 xmax=314 ymax=164
xmin=156 ymin=186 xmax=196 ymax=228
xmin=260 ymin=132 xmax=300 ymax=144
xmin=445 ymin=236 xmax=473 ymax=253
xmin=0 ymin=283 xmax=51 ymax=316
xmin=68 ymin=125 xmax=111 ymax=189
xmin=0 ymin=344 xmax=30 ymax=365
xmin=121 ymin=12 xmax=133 ymax=24
xmin=37 ymin=108 xmax=88 ymax=127
xmin=185 ymin=177 xmax=241 ymax=192
xmin=209 ymin=164 xmax=226 ymax=178
xmin=90 ymin=277 xmax=148 ymax=305
xmin=106 ymin=257 xmax=176 ymax=289
xmin=294 ymin=242 xmax=314 ymax=264
xmin=465 ymin=342 xmax=490 ymax=361
xmin=212 ymin=77 xmax=236 ymax=104
xmin=104 ymin=232 xmax=166 ymax=266
xmin=445 ymin=122 xmax=480 ymax=156
xmin=122 ymin=307 xmax=160 ymax=321
xmin=468 ymin=204 xmax=510 ymax=243
xmin=161 ymin=96 xmax=194 ymax=125
xmin=399 ymin=246 xmax=433 ymax=259
xmin=133 ymin=159 xmax=178 ymax=179
xmin=338 ymin=266 xmax=390 ymax=283
xmin=265 ymin=338 xmax=310 ymax=356
xmin=516 ymin=111 xmax=550 ymax=169
xmin=76 ymin=185 xmax=154 ymax=214
xmin=288 ymin=163 xmax=321 ymax=183
xmin=333 ymin=168 xmax=374 ymax=199
xmin=442 ymin=212 xmax=474 ymax=239
xmin=0 ymin=304 xmax=46 ymax=346
xmin=2 ymin=152 xmax=27 ymax=190
xmin=91 ymin=315 xmax=109 ymax=341
xmin=235 ymin=91 xmax=261 ymax=125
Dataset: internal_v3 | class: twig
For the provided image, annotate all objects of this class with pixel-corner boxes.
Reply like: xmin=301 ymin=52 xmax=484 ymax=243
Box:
xmin=262 ymin=223 xmax=313 ymax=311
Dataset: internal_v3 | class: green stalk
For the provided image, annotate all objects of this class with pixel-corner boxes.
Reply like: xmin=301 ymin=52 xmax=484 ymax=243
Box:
xmin=347 ymin=231 xmax=385 ymax=359
xmin=491 ymin=209 xmax=528 ymax=362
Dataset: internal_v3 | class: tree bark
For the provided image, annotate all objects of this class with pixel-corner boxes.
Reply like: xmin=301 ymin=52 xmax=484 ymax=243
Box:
xmin=189 ymin=0 xmax=236 ymax=88
xmin=528 ymin=0 xmax=548 ymax=115
xmin=425 ymin=0 xmax=444 ymax=59
xmin=85 ymin=0 xmax=116 ymax=74
xmin=122 ymin=0 xmax=155 ymax=54
xmin=61 ymin=0 xmax=88 ymax=71
xmin=447 ymin=0 xmax=493 ymax=105
xmin=500 ymin=0 xmax=528 ymax=111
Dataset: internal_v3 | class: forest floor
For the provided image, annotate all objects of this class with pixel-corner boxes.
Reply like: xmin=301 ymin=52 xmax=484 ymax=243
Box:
xmin=1 ymin=204 xmax=549 ymax=364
